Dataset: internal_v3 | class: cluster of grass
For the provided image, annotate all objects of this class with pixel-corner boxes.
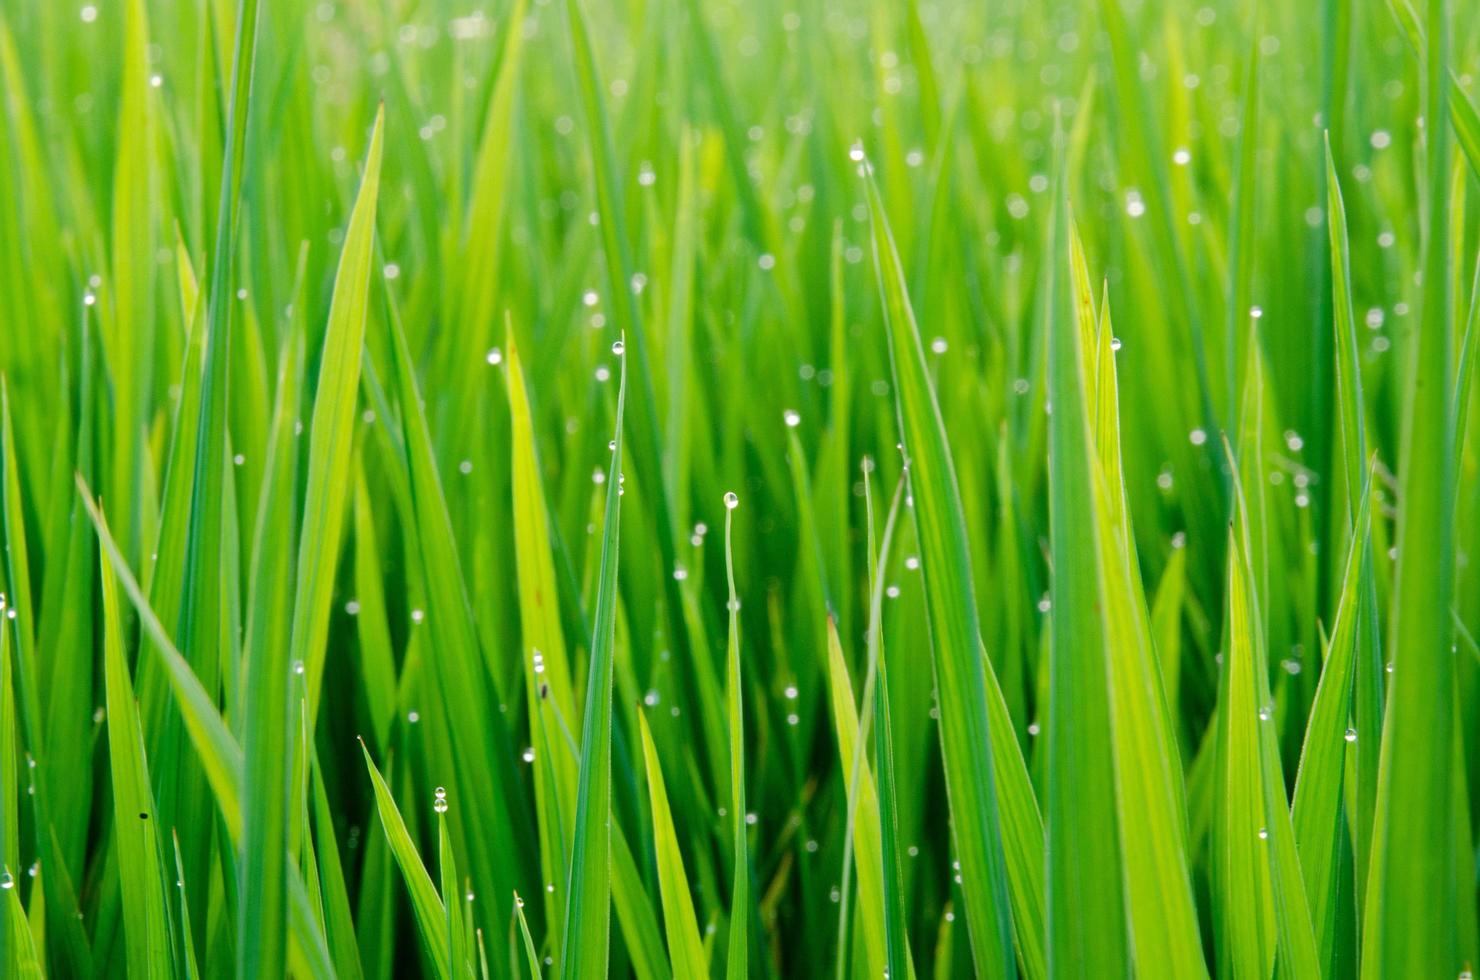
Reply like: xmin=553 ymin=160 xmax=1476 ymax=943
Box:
xmin=1 ymin=0 xmax=1479 ymax=975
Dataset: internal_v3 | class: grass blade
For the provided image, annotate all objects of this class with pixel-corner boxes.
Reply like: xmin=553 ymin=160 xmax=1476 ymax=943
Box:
xmin=637 ymin=710 xmax=707 ymax=980
xmin=560 ymin=346 xmax=626 ymax=980
xmin=862 ymin=153 xmax=1017 ymax=980
xmin=99 ymin=523 xmax=174 ymax=978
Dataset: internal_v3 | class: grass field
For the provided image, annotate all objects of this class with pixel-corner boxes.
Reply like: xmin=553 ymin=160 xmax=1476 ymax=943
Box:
xmin=1 ymin=0 xmax=1479 ymax=976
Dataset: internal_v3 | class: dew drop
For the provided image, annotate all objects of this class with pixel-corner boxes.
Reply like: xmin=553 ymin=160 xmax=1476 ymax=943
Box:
xmin=1344 ymin=727 xmax=1357 ymax=743
xmin=611 ymin=339 xmax=625 ymax=356
xmin=292 ymin=660 xmax=305 ymax=676
xmin=783 ymin=409 xmax=800 ymax=428
xmin=433 ymin=786 xmax=448 ymax=814
xmin=724 ymin=491 xmax=739 ymax=510
xmin=0 ymin=871 xmax=12 ymax=890
xmin=1258 ymin=827 xmax=1269 ymax=840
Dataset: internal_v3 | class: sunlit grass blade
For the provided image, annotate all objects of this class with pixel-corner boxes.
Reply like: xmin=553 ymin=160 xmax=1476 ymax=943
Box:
xmin=1071 ymin=226 xmax=1208 ymax=977
xmin=637 ymin=710 xmax=707 ymax=980
xmin=560 ymin=346 xmax=626 ymax=980
xmin=361 ymin=744 xmax=452 ymax=980
xmin=824 ymin=618 xmax=888 ymax=980
xmin=507 ymin=328 xmax=579 ymax=953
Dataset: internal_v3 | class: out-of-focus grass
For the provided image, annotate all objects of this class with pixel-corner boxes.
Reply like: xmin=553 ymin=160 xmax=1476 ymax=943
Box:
xmin=1 ymin=0 xmax=1479 ymax=976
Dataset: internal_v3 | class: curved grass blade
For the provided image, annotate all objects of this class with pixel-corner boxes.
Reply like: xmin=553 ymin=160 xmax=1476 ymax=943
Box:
xmin=361 ymin=744 xmax=451 ymax=980
xmin=862 ymin=154 xmax=1016 ymax=979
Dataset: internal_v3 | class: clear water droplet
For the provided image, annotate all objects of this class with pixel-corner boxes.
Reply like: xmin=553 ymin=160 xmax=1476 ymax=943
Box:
xmin=1344 ymin=727 xmax=1357 ymax=743
xmin=433 ymin=786 xmax=448 ymax=814
xmin=292 ymin=660 xmax=305 ymax=675
xmin=0 ymin=871 xmax=12 ymax=890
xmin=1257 ymin=827 xmax=1269 ymax=840
xmin=724 ymin=491 xmax=739 ymax=510
xmin=783 ymin=409 xmax=800 ymax=428
xmin=611 ymin=339 xmax=625 ymax=356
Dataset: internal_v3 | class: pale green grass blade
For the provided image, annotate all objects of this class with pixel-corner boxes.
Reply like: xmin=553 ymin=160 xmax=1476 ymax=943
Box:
xmin=1076 ymin=241 xmax=1209 ymax=978
xmin=862 ymin=155 xmax=1016 ymax=979
xmin=515 ymin=892 xmax=542 ymax=980
xmin=361 ymin=744 xmax=452 ymax=980
xmin=3 ymin=878 xmax=39 ymax=979
xmin=507 ymin=329 xmax=579 ymax=954
xmin=560 ymin=347 xmax=626 ymax=980
xmin=637 ymin=711 xmax=707 ymax=980
xmin=1225 ymin=458 xmax=1322 ymax=979
xmin=824 ymin=618 xmax=887 ymax=980
xmin=99 ymin=527 xmax=174 ymax=978
xmin=438 ymin=816 xmax=472 ymax=978
xmin=296 ymin=104 xmax=385 ymax=714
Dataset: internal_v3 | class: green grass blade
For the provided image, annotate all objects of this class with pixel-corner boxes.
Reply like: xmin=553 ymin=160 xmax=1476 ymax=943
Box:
xmin=723 ymin=497 xmax=750 ymax=980
xmin=295 ymin=103 xmax=385 ymax=714
xmin=560 ymin=345 xmax=626 ymax=980
xmin=637 ymin=711 xmax=707 ymax=980
xmin=1292 ymin=471 xmax=1373 ymax=974
xmin=99 ymin=523 xmax=174 ymax=978
xmin=862 ymin=154 xmax=1016 ymax=979
xmin=508 ymin=329 xmax=579 ymax=954
xmin=1362 ymin=0 xmax=1460 ymax=973
xmin=237 ymin=332 xmax=303 ymax=980
xmin=824 ymin=618 xmax=888 ymax=980
xmin=1044 ymin=197 xmax=1130 ymax=973
xmin=361 ymin=745 xmax=452 ymax=980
